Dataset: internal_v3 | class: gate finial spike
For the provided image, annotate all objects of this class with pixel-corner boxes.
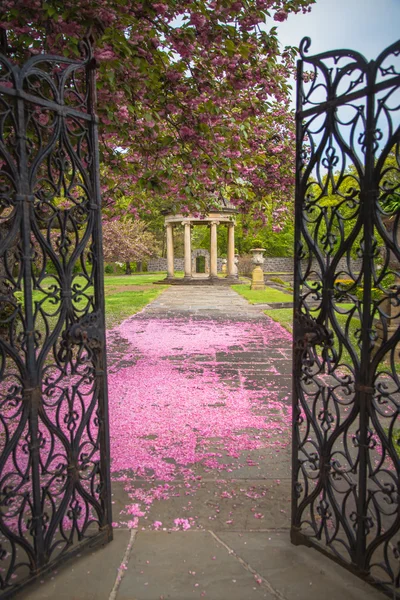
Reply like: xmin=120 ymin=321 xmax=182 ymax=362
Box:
xmin=299 ymin=37 xmax=312 ymax=57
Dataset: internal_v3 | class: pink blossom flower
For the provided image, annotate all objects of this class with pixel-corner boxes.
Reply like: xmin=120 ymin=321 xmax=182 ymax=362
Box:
xmin=117 ymin=106 xmax=130 ymax=122
xmin=153 ymin=3 xmax=168 ymax=14
xmin=127 ymin=518 xmax=139 ymax=529
xmin=174 ymin=518 xmax=191 ymax=530
xmin=274 ymin=9 xmax=288 ymax=22
xmin=190 ymin=12 xmax=207 ymax=28
xmin=37 ymin=113 xmax=49 ymax=126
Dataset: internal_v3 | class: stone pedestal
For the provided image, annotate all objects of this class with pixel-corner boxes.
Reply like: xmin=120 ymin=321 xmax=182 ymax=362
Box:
xmin=250 ymin=248 xmax=266 ymax=291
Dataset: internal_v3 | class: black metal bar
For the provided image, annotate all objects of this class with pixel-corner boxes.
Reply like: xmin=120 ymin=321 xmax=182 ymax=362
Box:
xmin=0 ymin=85 xmax=95 ymax=122
xmin=297 ymin=74 xmax=400 ymax=119
xmin=354 ymin=57 xmax=375 ymax=574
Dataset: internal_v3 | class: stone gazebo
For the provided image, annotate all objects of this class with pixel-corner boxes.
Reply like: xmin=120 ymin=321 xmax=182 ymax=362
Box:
xmin=163 ymin=205 xmax=238 ymax=285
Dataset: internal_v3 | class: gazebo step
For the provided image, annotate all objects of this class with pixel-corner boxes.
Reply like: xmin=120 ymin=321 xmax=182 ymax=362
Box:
xmin=154 ymin=277 xmax=240 ymax=286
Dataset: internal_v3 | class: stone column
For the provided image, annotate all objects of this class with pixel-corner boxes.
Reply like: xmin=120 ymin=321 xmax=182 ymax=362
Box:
xmin=166 ymin=222 xmax=174 ymax=279
xmin=227 ymin=222 xmax=235 ymax=278
xmin=183 ymin=221 xmax=192 ymax=278
xmin=210 ymin=220 xmax=219 ymax=278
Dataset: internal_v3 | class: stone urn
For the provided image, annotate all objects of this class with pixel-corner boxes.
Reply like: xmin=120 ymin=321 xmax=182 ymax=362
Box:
xmin=221 ymin=258 xmax=227 ymax=274
xmin=250 ymin=248 xmax=266 ymax=291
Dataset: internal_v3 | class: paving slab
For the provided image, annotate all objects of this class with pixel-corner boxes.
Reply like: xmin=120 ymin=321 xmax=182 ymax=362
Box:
xmin=117 ymin=531 xmax=275 ymax=600
xmin=19 ymin=530 xmax=131 ymax=600
xmin=218 ymin=532 xmax=386 ymax=600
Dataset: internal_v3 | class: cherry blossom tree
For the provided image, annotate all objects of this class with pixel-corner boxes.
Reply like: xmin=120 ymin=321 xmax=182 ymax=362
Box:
xmin=102 ymin=219 xmax=159 ymax=274
xmin=1 ymin=0 xmax=315 ymax=227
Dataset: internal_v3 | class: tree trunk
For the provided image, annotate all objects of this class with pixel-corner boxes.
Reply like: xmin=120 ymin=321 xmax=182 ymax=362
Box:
xmin=125 ymin=261 xmax=132 ymax=275
xmin=137 ymin=261 xmax=142 ymax=273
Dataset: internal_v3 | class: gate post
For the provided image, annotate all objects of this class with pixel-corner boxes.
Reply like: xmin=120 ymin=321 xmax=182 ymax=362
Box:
xmin=86 ymin=50 xmax=113 ymax=539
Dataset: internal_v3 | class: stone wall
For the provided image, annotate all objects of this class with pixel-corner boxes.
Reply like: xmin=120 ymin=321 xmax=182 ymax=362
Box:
xmin=148 ymin=257 xmax=226 ymax=272
xmin=263 ymin=257 xmax=294 ymax=273
xmin=149 ymin=255 xmax=363 ymax=275
xmin=148 ymin=258 xmax=184 ymax=272
xmin=263 ymin=256 xmax=363 ymax=274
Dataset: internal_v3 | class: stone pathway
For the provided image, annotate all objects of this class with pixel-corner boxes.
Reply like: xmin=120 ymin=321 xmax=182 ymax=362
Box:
xmin=145 ymin=285 xmax=264 ymax=318
xmin=22 ymin=286 xmax=385 ymax=600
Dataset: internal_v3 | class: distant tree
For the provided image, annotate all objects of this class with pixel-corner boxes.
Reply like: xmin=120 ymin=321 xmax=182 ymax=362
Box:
xmin=102 ymin=220 xmax=159 ymax=274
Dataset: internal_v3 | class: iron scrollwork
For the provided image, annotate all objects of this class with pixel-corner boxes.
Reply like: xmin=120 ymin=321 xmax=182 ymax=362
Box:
xmin=292 ymin=37 xmax=400 ymax=596
xmin=0 ymin=39 xmax=112 ymax=596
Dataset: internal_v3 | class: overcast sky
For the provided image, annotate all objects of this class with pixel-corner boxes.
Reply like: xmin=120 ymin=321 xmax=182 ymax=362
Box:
xmin=276 ymin=0 xmax=400 ymax=59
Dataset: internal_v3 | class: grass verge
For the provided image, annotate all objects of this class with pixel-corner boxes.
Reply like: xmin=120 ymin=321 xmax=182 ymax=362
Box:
xmin=30 ymin=273 xmax=170 ymax=332
xmin=103 ymin=272 xmax=183 ymax=287
xmin=105 ymin=286 xmax=168 ymax=329
xmin=231 ymin=284 xmax=292 ymax=304
xmin=264 ymin=308 xmax=293 ymax=332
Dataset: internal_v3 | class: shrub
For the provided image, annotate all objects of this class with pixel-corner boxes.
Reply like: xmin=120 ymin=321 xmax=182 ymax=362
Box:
xmin=238 ymin=254 xmax=253 ymax=277
xmin=333 ymin=278 xmax=356 ymax=301
xmin=333 ymin=274 xmax=396 ymax=303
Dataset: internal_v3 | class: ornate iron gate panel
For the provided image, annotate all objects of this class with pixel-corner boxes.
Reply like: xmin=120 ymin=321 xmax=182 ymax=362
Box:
xmin=292 ymin=38 xmax=400 ymax=596
xmin=0 ymin=40 xmax=112 ymax=596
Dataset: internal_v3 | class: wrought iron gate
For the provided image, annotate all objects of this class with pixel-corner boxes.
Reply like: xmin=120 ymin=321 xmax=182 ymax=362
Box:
xmin=0 ymin=39 xmax=112 ymax=596
xmin=292 ymin=38 xmax=400 ymax=596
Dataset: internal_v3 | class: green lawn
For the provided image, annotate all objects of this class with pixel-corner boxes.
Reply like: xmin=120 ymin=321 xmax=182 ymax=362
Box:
xmin=103 ymin=272 xmax=183 ymax=287
xmin=104 ymin=273 xmax=167 ymax=286
xmin=30 ymin=272 xmax=170 ymax=331
xmin=264 ymin=308 xmax=293 ymax=332
xmin=103 ymin=273 xmax=170 ymax=327
xmin=231 ymin=284 xmax=293 ymax=304
xmin=105 ymin=287 xmax=168 ymax=328
xmin=265 ymin=305 xmax=362 ymax=367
